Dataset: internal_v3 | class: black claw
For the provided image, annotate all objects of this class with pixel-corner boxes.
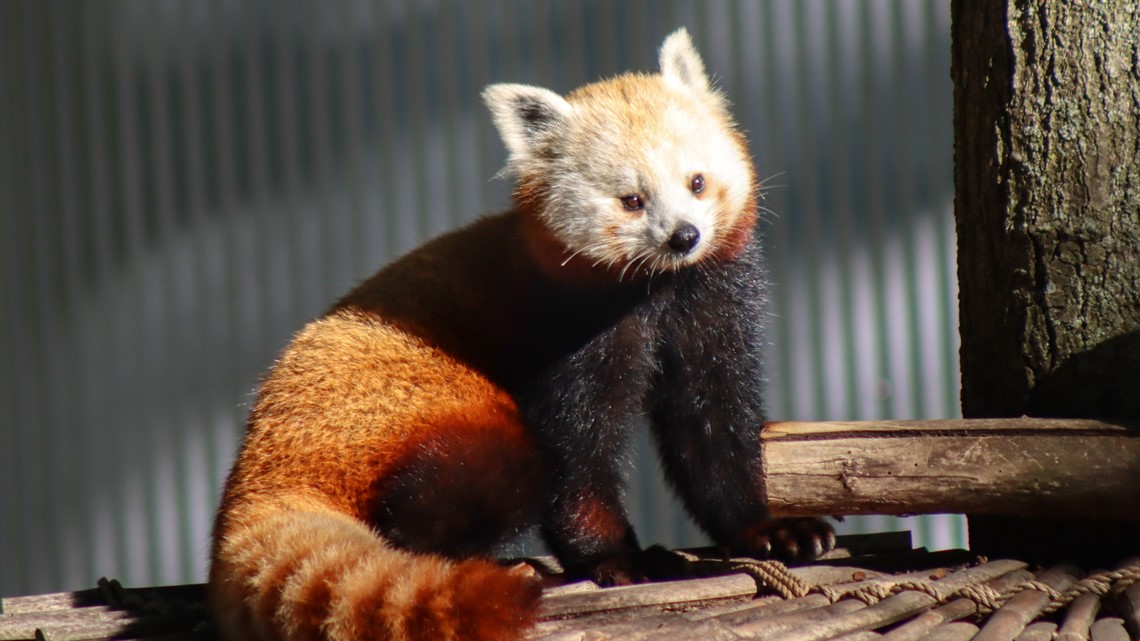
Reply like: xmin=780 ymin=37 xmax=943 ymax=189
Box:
xmin=741 ymin=518 xmax=836 ymax=561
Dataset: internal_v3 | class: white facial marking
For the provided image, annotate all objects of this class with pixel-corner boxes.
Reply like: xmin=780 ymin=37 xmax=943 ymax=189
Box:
xmin=485 ymin=28 xmax=753 ymax=279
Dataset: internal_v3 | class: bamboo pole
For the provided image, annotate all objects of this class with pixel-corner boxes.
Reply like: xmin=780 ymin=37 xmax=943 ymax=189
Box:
xmin=1015 ymin=621 xmax=1058 ymax=641
xmin=1116 ymin=582 xmax=1140 ymax=640
xmin=1088 ymin=617 xmax=1129 ymax=641
xmin=924 ymin=622 xmax=981 ymax=641
xmin=538 ymin=573 xmax=758 ymax=620
xmin=1057 ymin=593 xmax=1101 ymax=641
xmin=972 ymin=565 xmax=1081 ymax=641
xmin=765 ymin=560 xmax=1028 ymax=641
xmin=881 ymin=567 xmax=1035 ymax=641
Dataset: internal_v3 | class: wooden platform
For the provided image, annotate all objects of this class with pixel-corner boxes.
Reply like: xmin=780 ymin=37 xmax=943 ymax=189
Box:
xmin=4 ymin=533 xmax=1139 ymax=641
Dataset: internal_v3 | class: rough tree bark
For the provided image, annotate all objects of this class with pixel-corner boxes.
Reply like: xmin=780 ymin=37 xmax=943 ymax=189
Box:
xmin=952 ymin=1 xmax=1140 ymax=562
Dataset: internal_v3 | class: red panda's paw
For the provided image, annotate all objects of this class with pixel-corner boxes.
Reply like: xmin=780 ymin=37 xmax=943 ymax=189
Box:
xmin=578 ymin=546 xmax=694 ymax=586
xmin=584 ymin=552 xmax=650 ymax=587
xmin=738 ymin=518 xmax=836 ymax=561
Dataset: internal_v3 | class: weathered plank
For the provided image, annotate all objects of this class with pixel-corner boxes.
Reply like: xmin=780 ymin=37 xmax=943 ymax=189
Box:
xmin=0 ymin=591 xmax=103 ymax=617
xmin=0 ymin=581 xmax=214 ymax=641
xmin=761 ymin=419 xmax=1140 ymax=519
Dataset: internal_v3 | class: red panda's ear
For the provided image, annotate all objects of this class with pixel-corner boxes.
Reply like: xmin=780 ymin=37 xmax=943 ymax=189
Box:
xmin=482 ymin=83 xmax=572 ymax=165
xmin=659 ymin=28 xmax=710 ymax=95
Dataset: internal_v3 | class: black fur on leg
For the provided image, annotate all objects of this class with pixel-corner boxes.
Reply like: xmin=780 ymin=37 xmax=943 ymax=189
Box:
xmin=517 ymin=293 xmax=661 ymax=580
xmin=518 ymin=231 xmax=833 ymax=570
xmin=648 ymin=233 xmax=785 ymax=553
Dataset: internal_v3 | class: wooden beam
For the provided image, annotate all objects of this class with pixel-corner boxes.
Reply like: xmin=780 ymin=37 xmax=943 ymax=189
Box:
xmin=760 ymin=418 xmax=1140 ymax=520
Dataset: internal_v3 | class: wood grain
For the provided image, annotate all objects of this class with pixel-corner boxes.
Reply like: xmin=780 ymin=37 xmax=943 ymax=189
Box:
xmin=760 ymin=419 xmax=1140 ymax=519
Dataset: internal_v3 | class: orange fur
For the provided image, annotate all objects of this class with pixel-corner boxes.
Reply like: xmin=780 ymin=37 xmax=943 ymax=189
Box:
xmin=210 ymin=252 xmax=547 ymax=640
xmin=209 ymin=28 xmax=759 ymax=641
xmin=568 ymin=494 xmax=637 ymax=545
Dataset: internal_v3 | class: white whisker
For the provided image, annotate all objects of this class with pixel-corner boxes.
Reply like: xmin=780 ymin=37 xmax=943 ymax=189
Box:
xmin=617 ymin=254 xmax=639 ymax=282
xmin=562 ymin=240 xmax=617 ymax=267
xmin=560 ymin=248 xmax=588 ymax=267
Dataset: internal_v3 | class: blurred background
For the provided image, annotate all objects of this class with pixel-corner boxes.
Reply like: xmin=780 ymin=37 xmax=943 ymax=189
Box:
xmin=0 ymin=0 xmax=963 ymax=595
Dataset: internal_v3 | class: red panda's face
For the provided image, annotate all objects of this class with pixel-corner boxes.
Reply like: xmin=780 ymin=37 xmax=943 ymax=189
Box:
xmin=484 ymin=29 xmax=756 ymax=280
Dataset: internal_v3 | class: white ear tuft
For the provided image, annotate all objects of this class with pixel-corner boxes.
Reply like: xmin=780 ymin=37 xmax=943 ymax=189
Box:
xmin=659 ymin=28 xmax=710 ymax=94
xmin=482 ymin=83 xmax=572 ymax=160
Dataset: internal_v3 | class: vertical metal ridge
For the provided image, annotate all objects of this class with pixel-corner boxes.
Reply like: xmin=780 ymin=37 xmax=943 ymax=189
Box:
xmin=414 ymin=5 xmax=457 ymax=236
xmin=50 ymin=0 xmax=84 ymax=593
xmin=140 ymin=0 xmax=181 ymax=587
xmin=436 ymin=2 xmax=464 ymax=230
xmin=47 ymin=0 xmax=92 ymax=591
xmin=21 ymin=0 xmax=66 ymax=591
xmin=402 ymin=2 xmax=432 ymax=246
xmin=927 ymin=1 xmax=961 ymax=422
xmin=177 ymin=0 xmax=218 ymax=583
xmin=382 ymin=3 xmax=418 ymax=255
xmin=754 ymin=0 xmax=795 ymax=424
xmin=238 ymin=1 xmax=275 ymax=363
xmin=108 ymin=0 xmax=152 ymax=587
xmin=75 ymin=0 xmax=118 ymax=594
xmin=201 ymin=0 xmax=238 ymax=565
xmin=364 ymin=2 xmax=396 ymax=267
xmin=0 ymin=0 xmax=27 ymax=594
xmin=891 ymin=0 xmax=927 ymax=420
xmin=335 ymin=1 xmax=369 ymax=279
xmin=859 ymin=1 xmax=892 ymax=421
xmin=302 ymin=0 xmax=342 ymax=297
xmin=824 ymin=0 xmax=862 ymax=421
xmin=270 ymin=2 xmax=307 ymax=323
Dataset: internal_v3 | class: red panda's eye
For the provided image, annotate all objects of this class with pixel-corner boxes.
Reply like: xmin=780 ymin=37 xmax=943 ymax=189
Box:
xmin=690 ymin=174 xmax=706 ymax=194
xmin=620 ymin=194 xmax=644 ymax=211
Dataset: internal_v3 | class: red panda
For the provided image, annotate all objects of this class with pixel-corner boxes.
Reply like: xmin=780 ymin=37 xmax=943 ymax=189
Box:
xmin=209 ymin=28 xmax=834 ymax=641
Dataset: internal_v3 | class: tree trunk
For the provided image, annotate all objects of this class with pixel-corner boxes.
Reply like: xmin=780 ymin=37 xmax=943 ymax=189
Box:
xmin=952 ymin=0 xmax=1140 ymax=563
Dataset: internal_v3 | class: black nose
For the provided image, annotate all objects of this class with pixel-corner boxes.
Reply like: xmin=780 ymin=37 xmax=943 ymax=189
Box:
xmin=667 ymin=223 xmax=701 ymax=254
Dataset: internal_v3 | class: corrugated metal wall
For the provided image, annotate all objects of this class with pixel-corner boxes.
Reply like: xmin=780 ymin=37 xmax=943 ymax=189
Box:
xmin=0 ymin=0 xmax=963 ymax=595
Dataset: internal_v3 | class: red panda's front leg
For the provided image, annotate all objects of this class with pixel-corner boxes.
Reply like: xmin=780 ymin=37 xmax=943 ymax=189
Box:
xmin=650 ymin=240 xmax=836 ymax=561
xmin=520 ymin=312 xmax=658 ymax=586
xmin=540 ymin=465 xmax=646 ymax=585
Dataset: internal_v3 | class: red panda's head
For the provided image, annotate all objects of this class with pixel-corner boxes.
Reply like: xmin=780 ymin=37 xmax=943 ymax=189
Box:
xmin=483 ymin=28 xmax=758 ymax=284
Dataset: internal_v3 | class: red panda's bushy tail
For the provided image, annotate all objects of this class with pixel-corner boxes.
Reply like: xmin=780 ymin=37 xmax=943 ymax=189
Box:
xmin=209 ymin=502 xmax=542 ymax=641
